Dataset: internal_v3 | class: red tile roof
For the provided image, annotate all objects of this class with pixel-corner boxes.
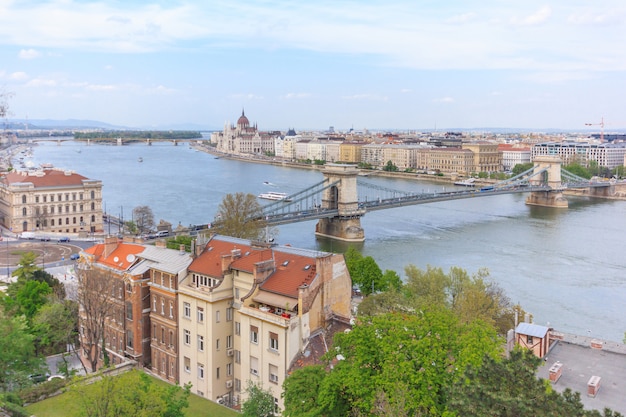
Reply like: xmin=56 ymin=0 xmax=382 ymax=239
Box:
xmin=84 ymin=242 xmax=145 ymax=271
xmin=189 ymin=237 xmax=319 ymax=298
xmin=2 ymin=169 xmax=89 ymax=188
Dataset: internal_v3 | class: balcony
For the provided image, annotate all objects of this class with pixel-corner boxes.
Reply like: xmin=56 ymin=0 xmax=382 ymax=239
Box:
xmin=240 ymin=304 xmax=295 ymax=327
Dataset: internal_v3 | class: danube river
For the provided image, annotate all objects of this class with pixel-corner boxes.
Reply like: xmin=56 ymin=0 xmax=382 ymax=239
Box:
xmin=25 ymin=139 xmax=626 ymax=343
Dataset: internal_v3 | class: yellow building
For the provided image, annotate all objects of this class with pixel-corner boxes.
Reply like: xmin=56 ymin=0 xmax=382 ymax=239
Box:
xmin=462 ymin=142 xmax=501 ymax=173
xmin=339 ymin=142 xmax=364 ymax=164
xmin=0 ymin=168 xmax=103 ymax=235
xmin=178 ymin=235 xmax=352 ymax=410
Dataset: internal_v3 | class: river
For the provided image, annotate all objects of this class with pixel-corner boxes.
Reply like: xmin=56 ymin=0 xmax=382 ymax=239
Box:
xmin=23 ymin=139 xmax=626 ymax=343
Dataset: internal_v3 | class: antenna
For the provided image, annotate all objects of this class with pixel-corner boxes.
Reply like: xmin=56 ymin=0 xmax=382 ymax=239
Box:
xmin=585 ymin=116 xmax=605 ymax=142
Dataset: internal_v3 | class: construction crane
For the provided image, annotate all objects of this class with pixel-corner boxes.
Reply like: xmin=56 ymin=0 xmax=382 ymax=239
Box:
xmin=585 ymin=116 xmax=605 ymax=142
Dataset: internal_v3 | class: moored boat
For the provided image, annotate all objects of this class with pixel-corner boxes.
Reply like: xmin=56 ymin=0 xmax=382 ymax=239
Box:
xmin=454 ymin=178 xmax=475 ymax=186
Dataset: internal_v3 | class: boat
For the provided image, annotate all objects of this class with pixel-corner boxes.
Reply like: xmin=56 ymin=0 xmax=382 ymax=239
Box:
xmin=138 ymin=157 xmax=143 ymax=162
xmin=454 ymin=178 xmax=476 ymax=186
xmin=258 ymin=191 xmax=291 ymax=201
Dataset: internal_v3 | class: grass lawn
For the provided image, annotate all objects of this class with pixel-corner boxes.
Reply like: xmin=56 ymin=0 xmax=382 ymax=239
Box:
xmin=25 ymin=372 xmax=239 ymax=417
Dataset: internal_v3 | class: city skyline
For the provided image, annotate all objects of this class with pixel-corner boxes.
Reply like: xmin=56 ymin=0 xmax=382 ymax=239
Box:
xmin=0 ymin=1 xmax=625 ymax=131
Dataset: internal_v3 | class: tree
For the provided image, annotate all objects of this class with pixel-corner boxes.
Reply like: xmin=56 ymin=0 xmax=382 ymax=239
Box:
xmin=563 ymin=162 xmax=592 ymax=179
xmin=12 ymin=252 xmax=40 ymax=280
xmin=241 ymin=380 xmax=275 ymax=417
xmin=76 ymin=268 xmax=117 ymax=372
xmin=512 ymin=162 xmax=534 ymax=176
xmin=132 ymin=205 xmax=155 ymax=234
xmin=212 ymin=192 xmax=269 ymax=241
xmin=75 ymin=370 xmax=191 ymax=417
xmin=315 ymin=310 xmax=502 ymax=416
xmin=282 ymin=365 xmax=326 ymax=417
xmin=446 ymin=348 xmax=624 ymax=417
xmin=32 ymin=300 xmax=78 ymax=356
xmin=383 ymin=160 xmax=398 ymax=172
xmin=0 ymin=312 xmax=46 ymax=391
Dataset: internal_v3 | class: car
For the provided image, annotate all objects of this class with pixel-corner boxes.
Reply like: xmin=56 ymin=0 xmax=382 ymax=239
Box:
xmin=29 ymin=373 xmax=49 ymax=384
xmin=70 ymin=253 xmax=80 ymax=260
xmin=154 ymin=230 xmax=169 ymax=238
xmin=58 ymin=236 xmax=70 ymax=242
xmin=40 ymin=236 xmax=51 ymax=241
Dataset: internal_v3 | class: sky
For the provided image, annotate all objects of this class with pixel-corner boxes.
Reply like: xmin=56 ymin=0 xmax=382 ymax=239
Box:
xmin=0 ymin=0 xmax=625 ymax=131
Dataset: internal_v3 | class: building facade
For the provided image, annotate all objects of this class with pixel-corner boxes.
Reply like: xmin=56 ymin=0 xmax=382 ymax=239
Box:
xmin=462 ymin=142 xmax=501 ymax=173
xmin=0 ymin=168 xmax=103 ymax=234
xmin=498 ymin=144 xmax=531 ymax=171
xmin=212 ymin=110 xmax=278 ymax=156
xmin=532 ymin=141 xmax=626 ymax=169
xmin=177 ymin=235 xmax=352 ymax=410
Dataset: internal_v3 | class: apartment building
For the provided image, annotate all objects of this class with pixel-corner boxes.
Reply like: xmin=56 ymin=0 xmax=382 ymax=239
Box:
xmin=339 ymin=142 xmax=364 ymax=164
xmin=178 ymin=235 xmax=352 ymax=411
xmin=417 ymin=147 xmax=475 ymax=174
xmin=79 ymin=238 xmax=192 ymax=372
xmin=498 ymin=144 xmax=531 ymax=171
xmin=0 ymin=168 xmax=103 ymax=234
xmin=532 ymin=141 xmax=626 ymax=169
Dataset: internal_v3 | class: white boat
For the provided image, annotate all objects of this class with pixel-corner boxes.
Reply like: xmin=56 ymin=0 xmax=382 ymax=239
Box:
xmin=258 ymin=191 xmax=291 ymax=201
xmin=138 ymin=157 xmax=143 ymax=162
xmin=454 ymin=178 xmax=476 ymax=186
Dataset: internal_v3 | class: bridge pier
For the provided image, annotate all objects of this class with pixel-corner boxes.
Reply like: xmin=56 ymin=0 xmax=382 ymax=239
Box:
xmin=526 ymin=191 xmax=568 ymax=208
xmin=525 ymin=156 xmax=568 ymax=208
xmin=315 ymin=164 xmax=365 ymax=242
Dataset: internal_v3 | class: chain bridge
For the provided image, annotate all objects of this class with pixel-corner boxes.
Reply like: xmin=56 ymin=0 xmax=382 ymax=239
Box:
xmin=255 ymin=156 xmax=612 ymax=242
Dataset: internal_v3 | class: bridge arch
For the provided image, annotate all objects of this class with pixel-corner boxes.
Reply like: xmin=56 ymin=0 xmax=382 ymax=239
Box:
xmin=315 ymin=164 xmax=365 ymax=242
xmin=525 ymin=156 xmax=568 ymax=208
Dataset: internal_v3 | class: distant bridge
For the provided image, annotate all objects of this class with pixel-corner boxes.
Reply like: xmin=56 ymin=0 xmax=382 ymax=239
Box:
xmin=252 ymin=156 xmax=612 ymax=241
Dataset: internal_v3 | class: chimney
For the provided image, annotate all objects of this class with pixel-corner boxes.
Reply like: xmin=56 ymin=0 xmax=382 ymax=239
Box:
xmin=103 ymin=236 xmax=119 ymax=258
xmin=155 ymin=240 xmax=167 ymax=248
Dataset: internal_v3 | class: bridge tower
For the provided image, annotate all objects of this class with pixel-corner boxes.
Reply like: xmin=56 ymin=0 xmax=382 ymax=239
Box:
xmin=315 ymin=164 xmax=365 ymax=242
xmin=525 ymin=156 xmax=568 ymax=208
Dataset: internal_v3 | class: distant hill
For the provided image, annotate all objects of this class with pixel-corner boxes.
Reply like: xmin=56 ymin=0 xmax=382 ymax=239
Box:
xmin=7 ymin=118 xmax=127 ymax=130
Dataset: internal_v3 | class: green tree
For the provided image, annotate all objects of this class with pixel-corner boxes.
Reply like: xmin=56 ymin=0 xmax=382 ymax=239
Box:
xmin=317 ymin=310 xmax=502 ymax=416
xmin=12 ymin=252 xmax=40 ymax=280
xmin=241 ymin=380 xmax=275 ymax=417
xmin=383 ymin=160 xmax=398 ymax=172
xmin=512 ymin=162 xmax=534 ymax=176
xmin=212 ymin=192 xmax=269 ymax=240
xmin=0 ymin=313 xmax=46 ymax=391
xmin=563 ymin=162 xmax=592 ymax=179
xmin=352 ymin=256 xmax=383 ymax=296
xmin=32 ymin=300 xmax=78 ymax=356
xmin=446 ymin=348 xmax=623 ymax=417
xmin=282 ymin=365 xmax=326 ymax=417
xmin=75 ymin=370 xmax=191 ymax=417
xmin=381 ymin=269 xmax=402 ymax=292
xmin=5 ymin=280 xmax=52 ymax=321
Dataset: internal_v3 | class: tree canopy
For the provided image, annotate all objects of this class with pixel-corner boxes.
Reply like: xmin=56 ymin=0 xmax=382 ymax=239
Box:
xmin=241 ymin=381 xmax=275 ymax=417
xmin=212 ymin=192 xmax=270 ymax=241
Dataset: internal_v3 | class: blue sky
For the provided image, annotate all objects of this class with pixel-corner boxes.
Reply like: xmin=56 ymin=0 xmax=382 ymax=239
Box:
xmin=0 ymin=0 xmax=625 ymax=131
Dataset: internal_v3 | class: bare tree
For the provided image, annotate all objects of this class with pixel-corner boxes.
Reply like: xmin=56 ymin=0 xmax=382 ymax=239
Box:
xmin=132 ymin=205 xmax=155 ymax=234
xmin=213 ymin=192 xmax=275 ymax=241
xmin=76 ymin=267 xmax=117 ymax=373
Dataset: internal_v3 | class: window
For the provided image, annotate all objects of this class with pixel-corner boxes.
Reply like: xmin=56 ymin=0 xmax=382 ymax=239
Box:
xmin=235 ymin=322 xmax=240 ymax=336
xmin=226 ymin=307 xmax=233 ymax=321
xmin=183 ymin=302 xmax=191 ymax=319
xmin=152 ymin=324 xmax=156 ymax=340
xmin=215 ymin=310 xmax=220 ymax=323
xmin=250 ymin=356 xmax=259 ymax=376
xmin=235 ymin=350 xmax=241 ymax=364
xmin=184 ymin=357 xmax=190 ymax=373
xmin=161 ymin=299 xmax=164 ymax=315
xmin=227 ymin=363 xmax=233 ymax=376
xmin=161 ymin=328 xmax=165 ymax=344
xmin=153 ymin=296 xmax=157 ymax=311
xmin=197 ymin=307 xmax=204 ymax=322
xmin=235 ymin=379 xmax=241 ymax=392
xmin=22 ymin=195 xmax=26 ymax=204
xmin=269 ymin=332 xmax=279 ymax=351
xmin=184 ymin=329 xmax=191 ymax=345
xmin=269 ymin=364 xmax=279 ymax=384
xmin=198 ymin=364 xmax=204 ymax=380
xmin=198 ymin=335 xmax=204 ymax=352
xmin=22 ymin=207 xmax=26 ymax=216
xmin=126 ymin=330 xmax=134 ymax=349
xmin=169 ymin=301 xmax=174 ymax=318
xmin=126 ymin=302 xmax=133 ymax=321
xmin=527 ymin=335 xmax=534 ymax=344
xmin=250 ymin=326 xmax=258 ymax=344
xmin=169 ymin=330 xmax=174 ymax=348
xmin=226 ymin=335 xmax=233 ymax=349
xmin=216 ymin=367 xmax=220 ymax=379
xmin=216 ymin=338 xmax=220 ymax=350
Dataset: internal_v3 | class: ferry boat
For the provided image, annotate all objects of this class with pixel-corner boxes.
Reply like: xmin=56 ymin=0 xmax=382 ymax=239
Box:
xmin=454 ymin=178 xmax=476 ymax=187
xmin=258 ymin=191 xmax=291 ymax=201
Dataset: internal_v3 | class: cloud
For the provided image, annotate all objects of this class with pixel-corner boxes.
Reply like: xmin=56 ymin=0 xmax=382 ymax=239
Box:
xmin=9 ymin=72 xmax=29 ymax=81
xmin=281 ymin=93 xmax=312 ymax=99
xmin=433 ymin=97 xmax=455 ymax=103
xmin=446 ymin=12 xmax=477 ymax=24
xmin=26 ymin=77 xmax=57 ymax=87
xmin=18 ymin=49 xmax=41 ymax=59
xmin=341 ymin=94 xmax=388 ymax=101
xmin=230 ymin=93 xmax=263 ymax=100
xmin=510 ymin=6 xmax=552 ymax=26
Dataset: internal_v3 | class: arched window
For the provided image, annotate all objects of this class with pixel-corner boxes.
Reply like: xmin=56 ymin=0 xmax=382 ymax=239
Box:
xmin=91 ymin=215 xmax=96 ymax=222
xmin=90 ymin=191 xmax=95 ymax=199
xmin=22 ymin=207 xmax=27 ymax=216
xmin=22 ymin=195 xmax=27 ymax=204
xmin=65 ymin=218 xmax=69 ymax=225
xmin=91 ymin=202 xmax=95 ymax=210
xmin=51 ymin=219 xmax=55 ymax=226
xmin=72 ymin=217 xmax=76 ymax=224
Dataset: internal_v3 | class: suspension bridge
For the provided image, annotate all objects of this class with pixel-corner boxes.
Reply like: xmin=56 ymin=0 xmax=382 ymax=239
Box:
xmin=252 ymin=156 xmax=612 ymax=242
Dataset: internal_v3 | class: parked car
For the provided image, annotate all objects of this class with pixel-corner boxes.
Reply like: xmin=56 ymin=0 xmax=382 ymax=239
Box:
xmin=40 ymin=236 xmax=51 ymax=241
xmin=155 ymin=230 xmax=169 ymax=238
xmin=70 ymin=253 xmax=80 ymax=260
xmin=58 ymin=236 xmax=70 ymax=242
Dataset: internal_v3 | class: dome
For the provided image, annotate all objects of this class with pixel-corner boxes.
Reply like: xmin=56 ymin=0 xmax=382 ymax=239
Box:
xmin=237 ymin=109 xmax=250 ymax=129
